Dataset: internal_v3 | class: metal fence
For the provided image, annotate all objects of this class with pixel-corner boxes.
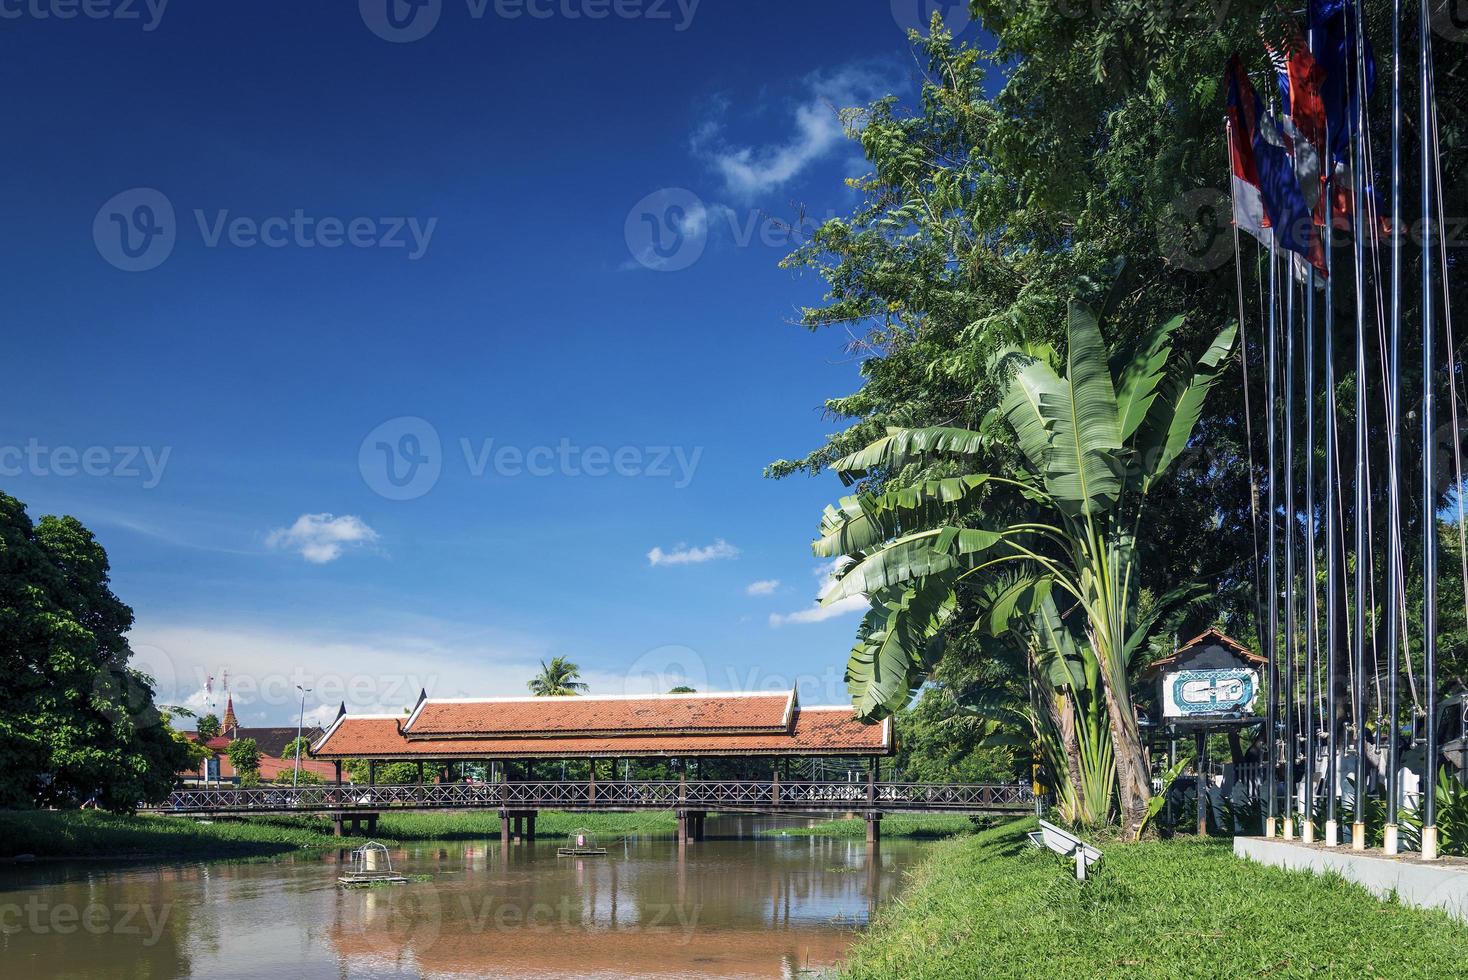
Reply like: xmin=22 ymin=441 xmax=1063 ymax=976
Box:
xmin=144 ymin=778 xmax=1035 ymax=815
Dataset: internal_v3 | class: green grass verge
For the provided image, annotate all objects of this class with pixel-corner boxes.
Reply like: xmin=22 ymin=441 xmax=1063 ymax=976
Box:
xmin=763 ymin=814 xmax=988 ymax=840
xmin=840 ymin=818 xmax=1468 ymax=979
xmin=0 ymin=810 xmax=356 ymax=860
xmin=0 ymin=809 xmax=678 ymax=861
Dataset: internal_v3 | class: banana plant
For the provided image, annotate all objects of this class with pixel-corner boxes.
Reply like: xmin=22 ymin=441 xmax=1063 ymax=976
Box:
xmin=815 ymin=297 xmax=1237 ymax=837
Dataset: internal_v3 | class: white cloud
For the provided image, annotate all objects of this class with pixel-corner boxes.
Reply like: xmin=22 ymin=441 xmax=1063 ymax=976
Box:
xmin=769 ymin=593 xmax=868 ymax=627
xmin=266 ymin=513 xmax=379 ymax=564
xmin=745 ymin=579 xmax=780 ymax=596
xmin=647 ymin=539 xmax=740 ymax=566
xmin=692 ymin=65 xmax=893 ymax=201
xmin=769 ymin=558 xmax=865 ymax=626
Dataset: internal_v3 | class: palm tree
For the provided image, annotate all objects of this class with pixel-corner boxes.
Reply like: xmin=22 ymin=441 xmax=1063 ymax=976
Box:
xmin=528 ymin=657 xmax=589 ymax=697
xmin=814 ymin=298 xmax=1236 ymax=837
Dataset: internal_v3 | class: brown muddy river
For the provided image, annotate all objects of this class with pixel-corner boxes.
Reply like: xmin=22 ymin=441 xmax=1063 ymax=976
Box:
xmin=0 ymin=816 xmax=933 ymax=979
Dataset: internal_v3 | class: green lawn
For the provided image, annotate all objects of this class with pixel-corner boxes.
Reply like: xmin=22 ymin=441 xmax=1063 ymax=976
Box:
xmin=0 ymin=809 xmax=677 ymax=860
xmin=840 ymin=818 xmax=1468 ymax=979
xmin=763 ymin=813 xmax=988 ymax=840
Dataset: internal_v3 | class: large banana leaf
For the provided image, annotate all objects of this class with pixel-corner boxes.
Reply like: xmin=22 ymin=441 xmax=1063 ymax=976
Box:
xmin=1003 ymin=302 xmax=1124 ymax=519
xmin=832 ymin=426 xmax=988 ymax=484
xmin=1113 ymin=313 xmax=1184 ymax=440
xmin=845 ymin=580 xmax=957 ymax=720
xmin=1134 ymin=321 xmax=1238 ymax=492
xmin=822 ymin=526 xmax=1003 ymax=603
xmin=813 ymin=474 xmax=992 ymax=557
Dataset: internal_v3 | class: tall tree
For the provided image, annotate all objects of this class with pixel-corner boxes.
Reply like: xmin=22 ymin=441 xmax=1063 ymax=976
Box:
xmin=0 ymin=492 xmax=192 ymax=810
xmin=528 ymin=657 xmax=590 ymax=697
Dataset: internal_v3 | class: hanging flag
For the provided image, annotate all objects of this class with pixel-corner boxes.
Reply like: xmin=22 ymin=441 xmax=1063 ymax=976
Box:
xmin=1264 ymin=26 xmax=1326 ymax=211
xmin=1308 ymin=0 xmax=1375 ymax=168
xmin=1226 ymin=56 xmax=1323 ymax=274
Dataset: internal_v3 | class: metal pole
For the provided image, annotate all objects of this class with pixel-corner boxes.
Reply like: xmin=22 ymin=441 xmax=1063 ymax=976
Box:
xmin=1323 ymin=129 xmax=1341 ymax=847
xmin=1420 ymin=0 xmax=1440 ymax=861
xmin=1350 ymin=0 xmax=1370 ymax=851
xmin=1383 ymin=0 xmax=1404 ymax=856
xmin=1266 ymin=239 xmax=1281 ymax=838
xmin=1304 ymin=265 xmax=1318 ymax=843
xmin=1285 ymin=269 xmax=1298 ymax=840
xmin=293 ymin=684 xmax=310 ymax=790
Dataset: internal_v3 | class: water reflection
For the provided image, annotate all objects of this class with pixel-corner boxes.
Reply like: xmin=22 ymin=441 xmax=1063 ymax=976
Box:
xmin=0 ymin=818 xmax=929 ymax=979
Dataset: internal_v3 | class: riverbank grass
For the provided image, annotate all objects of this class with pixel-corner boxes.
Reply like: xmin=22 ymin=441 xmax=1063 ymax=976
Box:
xmin=841 ymin=818 xmax=1468 ymax=978
xmin=0 ymin=809 xmax=677 ymax=860
xmin=763 ymin=814 xmax=985 ymax=840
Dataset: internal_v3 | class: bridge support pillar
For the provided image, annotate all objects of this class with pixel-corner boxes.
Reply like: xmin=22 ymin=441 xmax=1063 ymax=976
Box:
xmin=332 ymin=814 xmax=344 ymax=837
xmin=526 ymin=811 xmax=536 ymax=842
xmin=499 ymin=809 xmax=510 ymax=849
xmin=677 ymin=809 xmax=705 ymax=843
xmin=366 ymin=813 xmax=378 ymax=836
xmin=865 ymin=812 xmax=882 ymax=844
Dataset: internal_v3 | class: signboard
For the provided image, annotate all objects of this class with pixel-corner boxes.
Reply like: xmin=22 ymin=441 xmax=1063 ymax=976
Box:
xmin=1162 ymin=667 xmax=1258 ymax=718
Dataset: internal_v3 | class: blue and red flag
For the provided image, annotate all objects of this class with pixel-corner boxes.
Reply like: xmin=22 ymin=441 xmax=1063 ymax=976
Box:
xmin=1226 ymin=55 xmax=1325 ymax=274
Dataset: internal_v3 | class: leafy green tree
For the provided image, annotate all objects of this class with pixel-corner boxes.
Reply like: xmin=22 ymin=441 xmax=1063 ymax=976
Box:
xmin=226 ymin=738 xmax=260 ymax=778
xmin=0 ymin=492 xmax=192 ymax=811
xmin=814 ymin=302 xmax=1235 ymax=835
xmin=195 ymin=714 xmax=221 ymax=742
xmin=668 ymin=685 xmax=697 ymax=694
xmin=280 ymin=736 xmax=313 ymax=762
xmin=528 ymin=657 xmax=589 ymax=697
xmin=891 ymin=687 xmax=1018 ymax=783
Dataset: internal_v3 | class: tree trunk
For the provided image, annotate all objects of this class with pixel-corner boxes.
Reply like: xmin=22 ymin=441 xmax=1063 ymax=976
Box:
xmin=1056 ymin=691 xmax=1087 ymax=812
xmin=1099 ymin=672 xmax=1151 ymax=838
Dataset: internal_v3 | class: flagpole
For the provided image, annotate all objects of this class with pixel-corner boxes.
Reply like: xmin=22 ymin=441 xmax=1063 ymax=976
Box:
xmin=1284 ymin=260 xmax=1298 ymax=840
xmin=1350 ymin=0 xmax=1370 ymax=852
xmin=1419 ymin=0 xmax=1440 ymax=862
xmin=1304 ymin=260 xmax=1319 ymax=844
xmin=1266 ymin=235 xmax=1281 ymax=839
xmin=1382 ymin=0 xmax=1405 ymax=857
xmin=1324 ymin=149 xmax=1341 ymax=846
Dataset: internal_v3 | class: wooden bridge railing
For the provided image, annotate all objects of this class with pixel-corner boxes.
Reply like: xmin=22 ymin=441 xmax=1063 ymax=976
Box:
xmin=144 ymin=779 xmax=1034 ymax=815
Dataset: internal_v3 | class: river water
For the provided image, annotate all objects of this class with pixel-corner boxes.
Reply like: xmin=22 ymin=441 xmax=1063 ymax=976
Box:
xmin=0 ymin=816 xmax=932 ymax=979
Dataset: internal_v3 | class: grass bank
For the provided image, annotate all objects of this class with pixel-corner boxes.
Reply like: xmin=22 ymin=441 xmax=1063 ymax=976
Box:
xmin=0 ymin=809 xmax=677 ymax=861
xmin=763 ymin=814 xmax=987 ymax=840
xmin=841 ymin=818 xmax=1468 ymax=979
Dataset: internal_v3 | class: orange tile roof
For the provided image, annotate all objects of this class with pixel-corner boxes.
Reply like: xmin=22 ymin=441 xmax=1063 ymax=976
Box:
xmin=403 ymin=691 xmax=795 ymax=737
xmin=313 ymin=705 xmax=889 ymax=759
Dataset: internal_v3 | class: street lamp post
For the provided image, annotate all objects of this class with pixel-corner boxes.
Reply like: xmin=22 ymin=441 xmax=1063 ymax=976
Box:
xmin=294 ymin=685 xmax=312 ymax=790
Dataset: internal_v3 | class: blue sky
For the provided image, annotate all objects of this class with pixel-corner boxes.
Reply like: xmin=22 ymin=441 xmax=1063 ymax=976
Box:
xmin=1 ymin=1 xmax=991 ymax=726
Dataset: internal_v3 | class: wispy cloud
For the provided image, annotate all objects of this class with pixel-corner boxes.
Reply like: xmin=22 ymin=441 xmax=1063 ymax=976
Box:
xmin=769 ymin=558 xmax=864 ymax=626
xmin=745 ymin=579 xmax=780 ymax=596
xmin=266 ymin=513 xmax=379 ymax=564
xmin=769 ymin=593 xmax=867 ymax=626
xmin=691 ymin=64 xmax=893 ymax=201
xmin=647 ymin=538 xmax=740 ymax=566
